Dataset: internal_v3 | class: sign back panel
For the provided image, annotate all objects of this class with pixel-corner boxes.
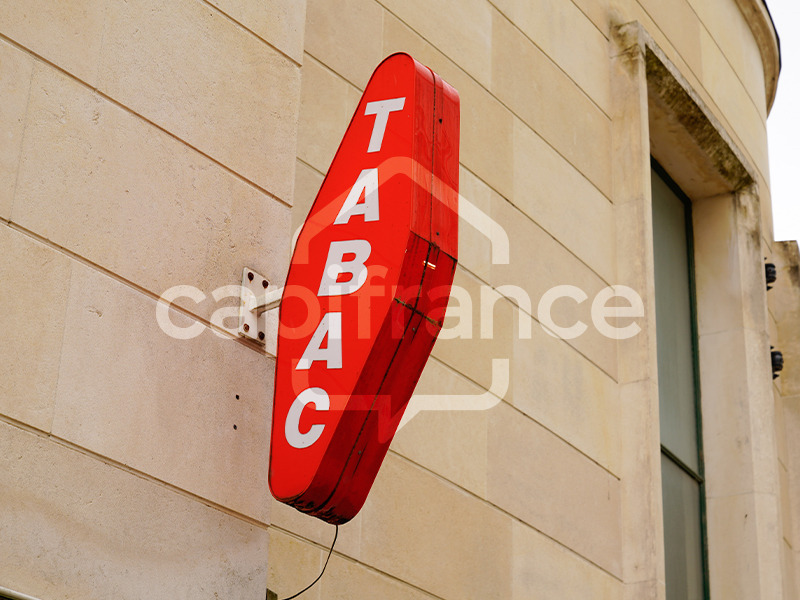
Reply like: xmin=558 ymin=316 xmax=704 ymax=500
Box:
xmin=269 ymin=53 xmax=459 ymax=524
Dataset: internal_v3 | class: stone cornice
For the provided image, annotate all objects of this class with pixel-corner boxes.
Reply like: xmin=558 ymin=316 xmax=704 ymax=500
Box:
xmin=737 ymin=0 xmax=781 ymax=111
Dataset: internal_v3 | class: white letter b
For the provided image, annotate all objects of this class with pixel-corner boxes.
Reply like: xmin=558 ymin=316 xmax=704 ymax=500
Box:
xmin=318 ymin=239 xmax=371 ymax=296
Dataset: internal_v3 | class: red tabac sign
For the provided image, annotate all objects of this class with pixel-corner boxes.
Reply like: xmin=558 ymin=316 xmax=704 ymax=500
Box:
xmin=269 ymin=53 xmax=460 ymax=524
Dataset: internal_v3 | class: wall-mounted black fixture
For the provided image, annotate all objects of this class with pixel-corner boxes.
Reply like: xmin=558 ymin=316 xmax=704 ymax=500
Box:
xmin=765 ymin=262 xmax=777 ymax=290
xmin=771 ymin=346 xmax=784 ymax=380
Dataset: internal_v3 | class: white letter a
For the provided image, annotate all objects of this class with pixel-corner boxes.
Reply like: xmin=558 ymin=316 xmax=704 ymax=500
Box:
xmin=297 ymin=312 xmax=342 ymax=370
xmin=335 ymin=168 xmax=380 ymax=225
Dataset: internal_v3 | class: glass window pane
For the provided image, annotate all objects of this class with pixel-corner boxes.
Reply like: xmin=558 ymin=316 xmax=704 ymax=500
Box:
xmin=651 ymin=170 xmax=699 ymax=472
xmin=662 ymin=454 xmax=704 ymax=600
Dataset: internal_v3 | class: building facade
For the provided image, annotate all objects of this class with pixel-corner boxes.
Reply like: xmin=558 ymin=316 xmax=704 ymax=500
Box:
xmin=0 ymin=0 xmax=797 ymax=598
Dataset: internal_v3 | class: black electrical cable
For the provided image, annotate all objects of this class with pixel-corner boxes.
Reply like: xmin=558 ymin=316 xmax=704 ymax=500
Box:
xmin=271 ymin=524 xmax=339 ymax=600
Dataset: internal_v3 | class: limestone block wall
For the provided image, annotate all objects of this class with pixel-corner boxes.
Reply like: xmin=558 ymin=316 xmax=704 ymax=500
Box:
xmin=279 ymin=1 xmax=623 ymax=598
xmin=771 ymin=241 xmax=800 ymax=599
xmin=281 ymin=0 xmax=789 ymax=599
xmin=0 ymin=0 xmax=304 ymax=597
xmin=0 ymin=0 xmax=790 ymax=599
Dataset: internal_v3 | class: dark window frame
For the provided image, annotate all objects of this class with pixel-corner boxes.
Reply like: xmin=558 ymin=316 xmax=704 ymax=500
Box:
xmin=652 ymin=158 xmax=710 ymax=600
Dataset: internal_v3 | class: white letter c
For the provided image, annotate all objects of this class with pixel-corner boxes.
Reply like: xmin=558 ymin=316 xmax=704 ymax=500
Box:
xmin=285 ymin=388 xmax=330 ymax=449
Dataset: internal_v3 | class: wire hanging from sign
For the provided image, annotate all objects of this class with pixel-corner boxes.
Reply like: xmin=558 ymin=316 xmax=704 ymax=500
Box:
xmin=267 ymin=525 xmax=339 ymax=600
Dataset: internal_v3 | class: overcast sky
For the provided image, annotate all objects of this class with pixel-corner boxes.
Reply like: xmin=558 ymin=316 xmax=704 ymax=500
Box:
xmin=766 ymin=0 xmax=800 ymax=242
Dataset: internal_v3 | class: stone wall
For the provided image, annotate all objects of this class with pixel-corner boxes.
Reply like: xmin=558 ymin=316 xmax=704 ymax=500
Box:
xmin=0 ymin=1 xmax=790 ymax=599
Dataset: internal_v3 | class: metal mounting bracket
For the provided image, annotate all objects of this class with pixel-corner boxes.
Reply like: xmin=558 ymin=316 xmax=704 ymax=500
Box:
xmin=238 ymin=268 xmax=281 ymax=344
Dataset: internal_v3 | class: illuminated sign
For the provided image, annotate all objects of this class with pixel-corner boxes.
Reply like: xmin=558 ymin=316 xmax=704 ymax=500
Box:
xmin=269 ymin=53 xmax=460 ymax=524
